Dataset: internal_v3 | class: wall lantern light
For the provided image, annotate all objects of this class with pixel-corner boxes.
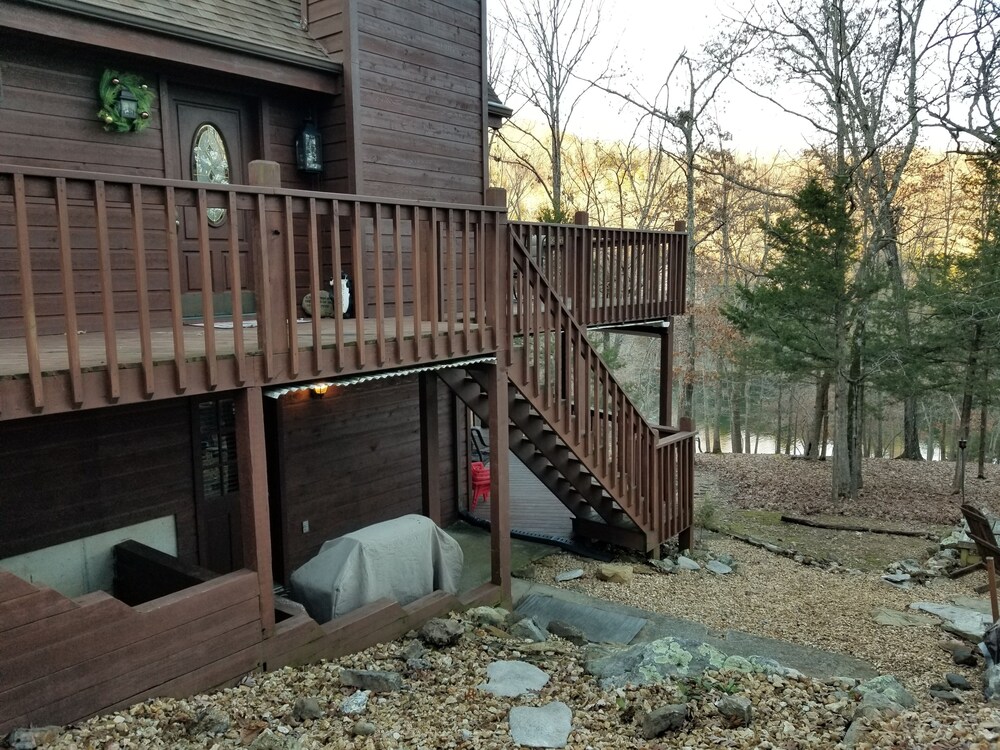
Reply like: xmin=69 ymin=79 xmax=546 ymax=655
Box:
xmin=310 ymin=383 xmax=330 ymax=399
xmin=296 ymin=117 xmax=323 ymax=174
xmin=118 ymin=86 xmax=138 ymax=120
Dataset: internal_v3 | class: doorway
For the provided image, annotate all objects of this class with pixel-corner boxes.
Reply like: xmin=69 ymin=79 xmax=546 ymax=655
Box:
xmin=169 ymin=86 xmax=258 ymax=308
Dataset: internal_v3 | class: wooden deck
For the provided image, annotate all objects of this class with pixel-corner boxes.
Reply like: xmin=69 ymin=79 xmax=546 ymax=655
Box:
xmin=0 ymin=317 xmax=482 ymax=378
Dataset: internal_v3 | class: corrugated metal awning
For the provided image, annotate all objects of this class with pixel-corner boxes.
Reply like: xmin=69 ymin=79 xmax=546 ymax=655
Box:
xmin=264 ymin=356 xmax=497 ymax=399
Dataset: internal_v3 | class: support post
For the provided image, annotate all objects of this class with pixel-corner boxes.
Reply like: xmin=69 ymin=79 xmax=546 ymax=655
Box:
xmin=659 ymin=322 xmax=674 ymax=427
xmin=485 ymin=187 xmax=508 ymax=350
xmin=677 ymin=414 xmax=695 ymax=552
xmin=235 ymin=385 xmax=275 ymax=638
xmin=574 ymin=211 xmax=589 ymax=327
xmin=249 ymin=160 xmax=291 ymax=378
xmin=419 ymin=372 xmax=442 ymax=525
xmin=486 ymin=362 xmax=512 ymax=605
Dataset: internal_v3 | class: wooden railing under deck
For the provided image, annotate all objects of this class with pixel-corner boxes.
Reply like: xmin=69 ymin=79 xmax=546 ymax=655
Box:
xmin=0 ymin=164 xmax=504 ymax=419
xmin=511 ymin=221 xmax=686 ymax=328
xmin=504 ymin=231 xmax=694 ymax=547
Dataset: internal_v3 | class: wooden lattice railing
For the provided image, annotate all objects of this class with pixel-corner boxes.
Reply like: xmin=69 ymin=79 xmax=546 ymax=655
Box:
xmin=503 ymin=230 xmax=694 ymax=548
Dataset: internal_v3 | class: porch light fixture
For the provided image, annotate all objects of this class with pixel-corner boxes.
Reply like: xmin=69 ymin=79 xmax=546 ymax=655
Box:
xmin=117 ymin=86 xmax=138 ymax=120
xmin=310 ymin=383 xmax=330 ymax=398
xmin=296 ymin=117 xmax=323 ymax=173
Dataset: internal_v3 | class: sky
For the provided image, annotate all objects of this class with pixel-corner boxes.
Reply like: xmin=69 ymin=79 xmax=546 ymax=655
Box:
xmin=495 ymin=0 xmax=957 ymax=157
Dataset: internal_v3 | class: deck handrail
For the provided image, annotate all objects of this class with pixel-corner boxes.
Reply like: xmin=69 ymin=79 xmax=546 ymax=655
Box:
xmin=504 ymin=230 xmax=693 ymax=547
xmin=0 ymin=166 xmax=504 ymax=417
xmin=510 ymin=220 xmax=687 ymax=328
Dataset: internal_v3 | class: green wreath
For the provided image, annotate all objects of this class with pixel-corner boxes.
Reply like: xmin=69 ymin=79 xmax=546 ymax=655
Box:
xmin=97 ymin=70 xmax=154 ymax=133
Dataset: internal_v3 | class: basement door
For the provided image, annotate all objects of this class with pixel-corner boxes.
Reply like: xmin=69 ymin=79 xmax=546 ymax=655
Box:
xmin=169 ymin=86 xmax=258 ymax=308
xmin=192 ymin=396 xmax=244 ymax=573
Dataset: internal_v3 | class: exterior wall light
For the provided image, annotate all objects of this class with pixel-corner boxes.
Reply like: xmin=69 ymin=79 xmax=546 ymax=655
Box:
xmin=118 ymin=87 xmax=138 ymax=120
xmin=310 ymin=383 xmax=329 ymax=399
xmin=296 ymin=117 xmax=323 ymax=173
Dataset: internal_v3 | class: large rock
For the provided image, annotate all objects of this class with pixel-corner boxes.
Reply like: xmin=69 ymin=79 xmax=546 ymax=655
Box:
xmin=640 ymin=704 xmax=688 ymax=739
xmin=419 ymin=618 xmax=464 ymax=647
xmin=596 ymin=564 xmax=634 ymax=584
xmin=340 ymin=668 xmax=403 ymax=693
xmin=249 ymin=730 xmax=303 ymax=750
xmin=911 ymin=602 xmax=992 ymax=642
xmin=705 ymin=560 xmax=733 ymax=575
xmin=191 ymin=708 xmax=230 ymax=735
xmin=340 ymin=690 xmax=370 ymax=715
xmin=508 ymin=702 xmax=572 ymax=748
xmin=676 ymin=556 xmax=701 ymax=571
xmin=854 ymin=675 xmax=915 ymax=709
xmin=293 ymin=696 xmax=324 ymax=721
xmin=478 ymin=660 xmax=550 ymax=697
xmin=985 ymin=664 xmax=1000 ymax=701
xmin=584 ymin=637 xmax=789 ymax=689
xmin=650 ymin=559 xmax=676 ymax=574
xmin=510 ymin=617 xmax=549 ymax=643
xmin=548 ymin=620 xmax=586 ymax=646
xmin=716 ymin=695 xmax=752 ymax=726
xmin=946 ymin=672 xmax=973 ymax=691
xmin=467 ymin=606 xmax=509 ymax=628
xmin=554 ymin=569 xmax=584 ymax=582
xmin=5 ymin=727 xmax=63 ymax=750
xmin=871 ymin=607 xmax=939 ymax=628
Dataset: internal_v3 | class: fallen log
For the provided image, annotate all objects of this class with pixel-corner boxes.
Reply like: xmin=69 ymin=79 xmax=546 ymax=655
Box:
xmin=779 ymin=515 xmax=936 ymax=540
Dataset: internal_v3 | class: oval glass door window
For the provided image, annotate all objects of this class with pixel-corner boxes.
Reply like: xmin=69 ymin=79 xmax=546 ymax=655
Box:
xmin=192 ymin=124 xmax=230 ymax=226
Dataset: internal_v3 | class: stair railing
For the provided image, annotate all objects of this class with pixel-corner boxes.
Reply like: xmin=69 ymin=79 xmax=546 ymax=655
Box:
xmin=504 ymin=230 xmax=694 ymax=546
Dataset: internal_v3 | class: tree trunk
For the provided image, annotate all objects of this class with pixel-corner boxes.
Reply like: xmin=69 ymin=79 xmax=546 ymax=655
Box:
xmin=821 ymin=408 xmax=830 ymax=459
xmin=978 ymin=395 xmax=989 ymax=479
xmin=787 ymin=409 xmax=796 ymax=455
xmin=953 ymin=323 xmax=982 ymax=493
xmin=775 ymin=383 xmax=784 ymax=455
xmin=940 ymin=420 xmax=948 ymax=461
xmin=744 ymin=380 xmax=752 ymax=455
xmin=712 ymin=379 xmax=722 ymax=453
xmin=807 ymin=373 xmax=831 ymax=459
xmin=901 ymin=394 xmax=922 ymax=459
xmin=730 ymin=379 xmax=744 ymax=454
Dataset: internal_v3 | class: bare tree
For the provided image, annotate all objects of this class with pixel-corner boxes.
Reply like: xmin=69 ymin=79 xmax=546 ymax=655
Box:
xmin=738 ymin=0 xmax=935 ymax=499
xmin=929 ymin=0 xmax=1000 ymax=147
xmin=491 ymin=0 xmax=609 ymax=218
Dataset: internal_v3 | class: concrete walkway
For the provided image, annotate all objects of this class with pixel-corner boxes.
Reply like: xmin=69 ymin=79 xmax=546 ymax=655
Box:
xmin=448 ymin=522 xmax=879 ymax=681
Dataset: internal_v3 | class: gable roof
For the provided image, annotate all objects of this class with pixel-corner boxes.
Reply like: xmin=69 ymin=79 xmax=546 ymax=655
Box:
xmin=21 ymin=0 xmax=340 ymax=70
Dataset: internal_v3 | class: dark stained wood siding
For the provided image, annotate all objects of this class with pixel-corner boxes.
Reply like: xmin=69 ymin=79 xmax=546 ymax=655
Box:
xmin=0 ymin=399 xmax=197 ymax=561
xmin=355 ymin=0 xmax=485 ymax=204
xmin=0 ymin=34 xmax=166 ymax=175
xmin=268 ymin=374 xmax=464 ymax=581
xmin=307 ymin=0 xmax=347 ymax=58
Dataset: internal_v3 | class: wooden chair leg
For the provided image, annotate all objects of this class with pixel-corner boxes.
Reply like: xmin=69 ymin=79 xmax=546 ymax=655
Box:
xmin=988 ymin=557 xmax=999 ymax=624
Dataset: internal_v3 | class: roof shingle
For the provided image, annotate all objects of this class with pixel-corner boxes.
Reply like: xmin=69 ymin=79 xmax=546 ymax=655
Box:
xmin=27 ymin=0 xmax=339 ymax=69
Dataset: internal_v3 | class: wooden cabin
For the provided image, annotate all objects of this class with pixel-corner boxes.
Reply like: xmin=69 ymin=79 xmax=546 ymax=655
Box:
xmin=0 ymin=0 xmax=694 ymax=732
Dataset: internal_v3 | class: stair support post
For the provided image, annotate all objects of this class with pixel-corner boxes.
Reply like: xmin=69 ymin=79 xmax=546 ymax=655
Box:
xmin=485 ymin=362 xmax=512 ymax=605
xmin=419 ymin=372 xmax=442 ymax=525
xmin=659 ymin=322 xmax=674 ymax=427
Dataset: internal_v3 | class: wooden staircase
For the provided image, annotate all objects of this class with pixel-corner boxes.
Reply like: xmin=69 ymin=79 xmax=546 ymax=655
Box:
xmin=439 ymin=230 xmax=695 ymax=553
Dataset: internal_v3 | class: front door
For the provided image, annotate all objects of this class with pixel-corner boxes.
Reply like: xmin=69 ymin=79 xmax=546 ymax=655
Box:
xmin=170 ymin=86 xmax=257 ymax=303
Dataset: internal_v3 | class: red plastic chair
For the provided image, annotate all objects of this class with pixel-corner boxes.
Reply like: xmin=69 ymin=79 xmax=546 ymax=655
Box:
xmin=470 ymin=461 xmax=491 ymax=511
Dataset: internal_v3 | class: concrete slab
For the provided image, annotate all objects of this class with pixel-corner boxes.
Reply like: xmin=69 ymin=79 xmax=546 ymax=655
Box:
xmin=446 ymin=522 xmax=558 ymax=594
xmin=516 ymin=593 xmax=647 ymax=644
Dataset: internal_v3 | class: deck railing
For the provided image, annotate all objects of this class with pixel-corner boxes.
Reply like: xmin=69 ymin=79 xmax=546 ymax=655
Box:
xmin=504 ymin=231 xmax=695 ymax=546
xmin=511 ymin=220 xmax=686 ymax=327
xmin=0 ymin=164 xmax=503 ymax=417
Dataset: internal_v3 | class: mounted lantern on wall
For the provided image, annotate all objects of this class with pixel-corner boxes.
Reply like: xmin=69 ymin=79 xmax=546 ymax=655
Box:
xmin=97 ymin=70 xmax=154 ymax=133
xmin=296 ymin=116 xmax=323 ymax=173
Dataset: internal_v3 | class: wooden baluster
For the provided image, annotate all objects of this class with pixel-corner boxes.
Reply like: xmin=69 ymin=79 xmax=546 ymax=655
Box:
xmin=393 ymin=205 xmax=404 ymax=363
xmin=226 ymin=192 xmax=247 ymax=385
xmin=307 ymin=197 xmax=322 ymax=374
xmin=444 ymin=210 xmax=457 ymax=356
xmin=130 ymin=184 xmax=154 ymax=396
xmin=94 ymin=180 xmax=120 ymax=401
xmin=330 ymin=200 xmax=345 ymax=370
xmin=351 ymin=202 xmax=366 ymax=368
xmin=462 ymin=210 xmax=471 ymax=353
xmin=160 ymin=187 xmax=187 ymax=392
xmin=283 ymin=196 xmax=298 ymax=378
xmin=14 ymin=174 xmax=44 ymax=409
xmin=55 ymin=178 xmax=83 ymax=405
xmin=197 ymin=188 xmax=217 ymax=388
xmin=373 ymin=202 xmax=386 ymax=366
xmin=412 ymin=206 xmax=424 ymax=362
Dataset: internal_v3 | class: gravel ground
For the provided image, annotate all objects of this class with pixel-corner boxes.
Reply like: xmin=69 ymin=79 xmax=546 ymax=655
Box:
xmin=40 ymin=544 xmax=1000 ymax=750
xmin=29 ymin=456 xmax=1000 ymax=749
